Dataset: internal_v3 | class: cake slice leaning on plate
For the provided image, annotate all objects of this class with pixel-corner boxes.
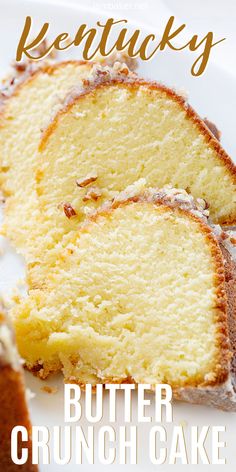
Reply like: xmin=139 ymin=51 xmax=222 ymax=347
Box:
xmin=0 ymin=306 xmax=37 ymax=471
xmin=33 ymin=63 xmax=236 ymax=264
xmin=12 ymin=185 xmax=236 ymax=411
xmin=0 ymin=59 xmax=93 ymax=260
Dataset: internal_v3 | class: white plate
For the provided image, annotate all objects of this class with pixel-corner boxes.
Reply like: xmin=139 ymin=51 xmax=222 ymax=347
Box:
xmin=0 ymin=1 xmax=235 ymax=470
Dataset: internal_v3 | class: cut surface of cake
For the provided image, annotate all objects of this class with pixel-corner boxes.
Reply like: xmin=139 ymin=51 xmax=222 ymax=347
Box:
xmin=0 ymin=307 xmax=37 ymax=471
xmin=34 ymin=65 xmax=236 ymax=264
xmin=12 ymin=187 xmax=236 ymax=411
xmin=0 ymin=60 xmax=93 ymax=259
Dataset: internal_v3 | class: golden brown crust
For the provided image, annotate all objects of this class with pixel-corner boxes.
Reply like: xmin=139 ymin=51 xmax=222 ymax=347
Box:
xmin=220 ymin=244 xmax=236 ymax=379
xmin=0 ymin=365 xmax=37 ymax=471
xmin=24 ymin=195 xmax=232 ymax=390
xmin=39 ymin=77 xmax=236 ymax=226
xmin=175 ymin=247 xmax=236 ymax=412
xmin=89 ymin=195 xmax=231 ymax=387
xmin=0 ymin=60 xmax=93 ymax=124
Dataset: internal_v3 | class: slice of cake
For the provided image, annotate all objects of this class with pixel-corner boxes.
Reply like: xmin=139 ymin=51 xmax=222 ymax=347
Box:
xmin=0 ymin=306 xmax=37 ymax=471
xmin=34 ymin=64 xmax=236 ymax=264
xmin=0 ymin=60 xmax=93 ymax=259
xmin=12 ymin=186 xmax=236 ymax=411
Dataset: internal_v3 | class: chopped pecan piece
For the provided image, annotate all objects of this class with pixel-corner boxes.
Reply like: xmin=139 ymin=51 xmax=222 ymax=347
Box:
xmin=113 ymin=61 xmax=129 ymax=75
xmin=82 ymin=79 xmax=90 ymax=87
xmin=96 ymin=69 xmax=109 ymax=77
xmin=102 ymin=51 xmax=138 ymax=72
xmin=221 ymin=231 xmax=228 ymax=240
xmin=12 ymin=61 xmax=28 ymax=73
xmin=63 ymin=203 xmax=77 ymax=218
xmin=40 ymin=386 xmax=58 ymax=394
xmin=82 ymin=186 xmax=102 ymax=202
xmin=204 ymin=118 xmax=221 ymax=141
xmin=76 ymin=173 xmax=98 ymax=188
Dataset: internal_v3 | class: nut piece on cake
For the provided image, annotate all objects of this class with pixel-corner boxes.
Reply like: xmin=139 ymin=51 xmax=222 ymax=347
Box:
xmin=12 ymin=188 xmax=236 ymax=411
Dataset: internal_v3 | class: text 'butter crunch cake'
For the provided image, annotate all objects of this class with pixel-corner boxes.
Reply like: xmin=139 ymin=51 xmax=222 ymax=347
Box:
xmin=12 ymin=185 xmax=236 ymax=411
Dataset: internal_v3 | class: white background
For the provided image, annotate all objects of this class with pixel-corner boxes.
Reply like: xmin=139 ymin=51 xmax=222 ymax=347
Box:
xmin=32 ymin=0 xmax=236 ymax=77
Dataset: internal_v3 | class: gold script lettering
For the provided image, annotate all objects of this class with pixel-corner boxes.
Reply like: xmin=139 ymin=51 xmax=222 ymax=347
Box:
xmin=15 ymin=16 xmax=226 ymax=77
xmin=16 ymin=16 xmax=49 ymax=61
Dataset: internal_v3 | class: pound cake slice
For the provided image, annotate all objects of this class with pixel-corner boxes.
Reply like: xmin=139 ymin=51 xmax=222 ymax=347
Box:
xmin=0 ymin=60 xmax=93 ymax=259
xmin=34 ymin=64 xmax=236 ymax=262
xmin=12 ymin=186 xmax=236 ymax=411
xmin=0 ymin=307 xmax=37 ymax=471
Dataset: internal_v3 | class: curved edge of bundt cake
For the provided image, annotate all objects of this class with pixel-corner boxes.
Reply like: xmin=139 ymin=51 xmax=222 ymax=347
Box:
xmin=0 ymin=59 xmax=93 ymax=116
xmin=82 ymin=191 xmax=234 ymax=387
xmin=0 ymin=307 xmax=37 ymax=471
xmin=38 ymin=65 xmax=236 ymax=225
xmin=176 ymin=243 xmax=236 ymax=411
xmin=22 ymin=189 xmax=236 ymax=410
